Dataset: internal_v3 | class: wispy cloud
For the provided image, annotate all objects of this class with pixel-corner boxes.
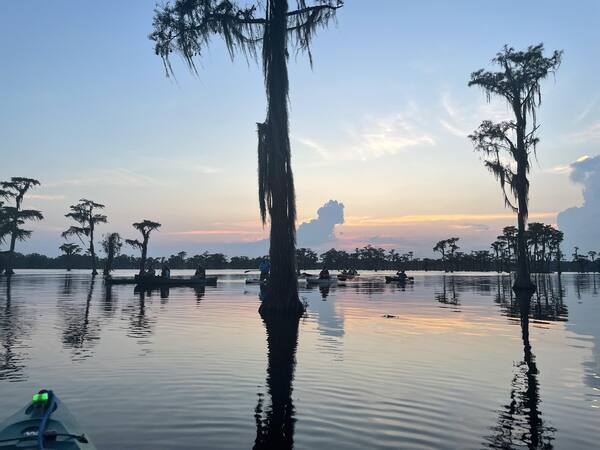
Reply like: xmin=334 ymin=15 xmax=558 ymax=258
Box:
xmin=142 ymin=157 xmax=222 ymax=174
xmin=46 ymin=168 xmax=162 ymax=188
xmin=295 ymin=137 xmax=331 ymax=160
xmin=574 ymin=94 xmax=599 ymax=123
xmin=449 ymin=223 xmax=490 ymax=232
xmin=350 ymin=112 xmax=435 ymax=159
xmin=25 ymin=194 xmax=66 ymax=201
xmin=439 ymin=119 xmax=470 ymax=138
xmin=547 ymin=164 xmax=572 ymax=174
xmin=169 ymin=229 xmax=263 ymax=236
xmin=439 ymin=92 xmax=510 ymax=139
xmin=295 ymin=106 xmax=435 ymax=161
xmin=547 ymin=155 xmax=590 ymax=174
xmin=568 ymin=122 xmax=600 ymax=143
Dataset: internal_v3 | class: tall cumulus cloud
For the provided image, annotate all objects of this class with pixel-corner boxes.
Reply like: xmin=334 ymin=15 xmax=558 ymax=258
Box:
xmin=297 ymin=200 xmax=345 ymax=247
xmin=557 ymin=155 xmax=600 ymax=252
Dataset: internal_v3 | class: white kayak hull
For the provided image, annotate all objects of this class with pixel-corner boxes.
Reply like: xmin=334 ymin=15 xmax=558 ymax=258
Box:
xmin=306 ymin=277 xmax=338 ymax=286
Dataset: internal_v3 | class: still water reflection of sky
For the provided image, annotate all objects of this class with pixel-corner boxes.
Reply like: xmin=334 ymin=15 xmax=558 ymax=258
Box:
xmin=0 ymin=270 xmax=598 ymax=449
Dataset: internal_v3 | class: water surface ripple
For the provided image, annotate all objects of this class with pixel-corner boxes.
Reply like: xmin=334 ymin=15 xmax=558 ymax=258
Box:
xmin=0 ymin=270 xmax=598 ymax=449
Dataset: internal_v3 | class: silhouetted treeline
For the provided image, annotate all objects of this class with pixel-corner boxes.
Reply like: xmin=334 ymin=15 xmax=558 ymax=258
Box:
xmin=3 ymin=245 xmax=599 ymax=273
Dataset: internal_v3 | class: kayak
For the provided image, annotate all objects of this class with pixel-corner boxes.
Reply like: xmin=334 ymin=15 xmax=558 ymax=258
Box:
xmin=245 ymin=278 xmax=266 ymax=285
xmin=338 ymin=273 xmax=359 ymax=281
xmin=306 ymin=277 xmax=338 ymax=286
xmin=105 ymin=276 xmax=217 ymax=287
xmin=385 ymin=276 xmax=415 ymax=284
xmin=337 ymin=274 xmax=359 ymax=281
xmin=0 ymin=390 xmax=96 ymax=449
xmin=297 ymin=273 xmax=315 ymax=279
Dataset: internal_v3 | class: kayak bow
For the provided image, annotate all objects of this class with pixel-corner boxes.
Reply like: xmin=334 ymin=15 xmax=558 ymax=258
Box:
xmin=0 ymin=391 xmax=96 ymax=450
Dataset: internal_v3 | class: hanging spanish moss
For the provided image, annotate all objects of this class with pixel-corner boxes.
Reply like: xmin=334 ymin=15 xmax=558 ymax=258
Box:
xmin=468 ymin=44 xmax=562 ymax=291
xmin=151 ymin=0 xmax=343 ymax=314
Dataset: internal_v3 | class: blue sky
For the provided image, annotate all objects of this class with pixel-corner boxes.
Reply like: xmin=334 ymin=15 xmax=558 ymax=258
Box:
xmin=1 ymin=1 xmax=599 ymax=256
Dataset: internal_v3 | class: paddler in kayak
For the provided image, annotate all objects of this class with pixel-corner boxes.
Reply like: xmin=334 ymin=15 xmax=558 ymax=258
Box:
xmin=259 ymin=259 xmax=271 ymax=282
xmin=146 ymin=265 xmax=156 ymax=278
xmin=194 ymin=265 xmax=206 ymax=279
xmin=396 ymin=269 xmax=408 ymax=282
xmin=319 ymin=267 xmax=330 ymax=279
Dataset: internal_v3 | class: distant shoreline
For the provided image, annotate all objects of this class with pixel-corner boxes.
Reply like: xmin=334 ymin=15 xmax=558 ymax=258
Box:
xmin=0 ymin=251 xmax=596 ymax=274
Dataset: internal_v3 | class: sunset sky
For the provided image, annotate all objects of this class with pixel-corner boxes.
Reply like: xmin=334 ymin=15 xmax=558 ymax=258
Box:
xmin=1 ymin=0 xmax=599 ymax=257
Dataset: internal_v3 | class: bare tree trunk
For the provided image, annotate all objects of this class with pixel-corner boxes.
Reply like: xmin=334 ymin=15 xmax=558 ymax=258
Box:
xmin=5 ymin=196 xmax=21 ymax=275
xmin=259 ymin=0 xmax=303 ymax=316
xmin=514 ymin=110 xmax=534 ymax=291
xmin=140 ymin=237 xmax=149 ymax=277
xmin=515 ymin=181 xmax=531 ymax=288
xmin=90 ymin=224 xmax=97 ymax=277
xmin=5 ymin=232 xmax=17 ymax=275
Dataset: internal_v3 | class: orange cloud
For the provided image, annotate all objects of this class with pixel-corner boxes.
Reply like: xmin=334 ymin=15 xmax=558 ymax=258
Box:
xmin=343 ymin=212 xmax=556 ymax=227
xmin=169 ymin=229 xmax=264 ymax=236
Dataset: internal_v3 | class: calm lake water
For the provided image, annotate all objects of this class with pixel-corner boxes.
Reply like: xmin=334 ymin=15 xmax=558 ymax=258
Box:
xmin=0 ymin=270 xmax=599 ymax=449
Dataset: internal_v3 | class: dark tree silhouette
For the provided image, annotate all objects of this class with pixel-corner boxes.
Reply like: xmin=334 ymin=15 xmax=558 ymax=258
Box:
xmin=548 ymin=228 xmax=564 ymax=274
xmin=434 ymin=238 xmax=459 ymax=272
xmin=589 ymin=251 xmax=597 ymax=273
xmin=469 ymin=44 xmax=562 ymax=291
xmin=254 ymin=314 xmax=299 ymax=449
xmin=0 ymin=190 xmax=10 ymax=249
xmin=433 ymin=239 xmax=448 ymax=271
xmin=62 ymin=199 xmax=107 ymax=276
xmin=446 ymin=237 xmax=460 ymax=272
xmin=490 ymin=240 xmax=506 ymax=273
xmin=0 ymin=178 xmax=43 ymax=275
xmin=296 ymin=247 xmax=318 ymax=271
xmin=485 ymin=290 xmax=555 ymax=449
xmin=500 ymin=225 xmax=518 ymax=265
xmin=126 ymin=220 xmax=161 ymax=276
xmin=150 ymin=0 xmax=343 ymax=315
xmin=59 ymin=243 xmax=82 ymax=271
xmin=101 ymin=232 xmax=123 ymax=277
xmin=572 ymin=246 xmax=588 ymax=273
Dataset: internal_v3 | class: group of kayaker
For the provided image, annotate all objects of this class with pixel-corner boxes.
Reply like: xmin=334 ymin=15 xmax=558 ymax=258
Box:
xmin=138 ymin=263 xmax=207 ymax=280
xmin=340 ymin=268 xmax=358 ymax=277
xmin=255 ymin=260 xmax=408 ymax=282
xmin=257 ymin=260 xmax=334 ymax=281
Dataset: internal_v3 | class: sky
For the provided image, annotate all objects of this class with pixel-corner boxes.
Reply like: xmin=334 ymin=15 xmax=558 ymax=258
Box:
xmin=1 ymin=0 xmax=599 ymax=258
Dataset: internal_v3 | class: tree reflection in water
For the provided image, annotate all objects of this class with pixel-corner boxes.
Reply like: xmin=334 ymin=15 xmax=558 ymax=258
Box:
xmin=193 ymin=286 xmax=205 ymax=306
xmin=254 ymin=314 xmax=299 ymax=450
xmin=494 ymin=275 xmax=567 ymax=323
xmin=436 ymin=275 xmax=460 ymax=307
xmin=102 ymin=284 xmax=117 ymax=317
xmin=486 ymin=290 xmax=556 ymax=449
xmin=61 ymin=273 xmax=73 ymax=297
xmin=126 ymin=290 xmax=155 ymax=340
xmin=319 ymin=286 xmax=329 ymax=299
xmin=0 ymin=279 xmax=30 ymax=382
xmin=59 ymin=277 xmax=100 ymax=360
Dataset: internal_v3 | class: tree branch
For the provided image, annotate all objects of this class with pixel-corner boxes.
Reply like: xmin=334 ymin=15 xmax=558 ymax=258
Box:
xmin=287 ymin=4 xmax=342 ymax=17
